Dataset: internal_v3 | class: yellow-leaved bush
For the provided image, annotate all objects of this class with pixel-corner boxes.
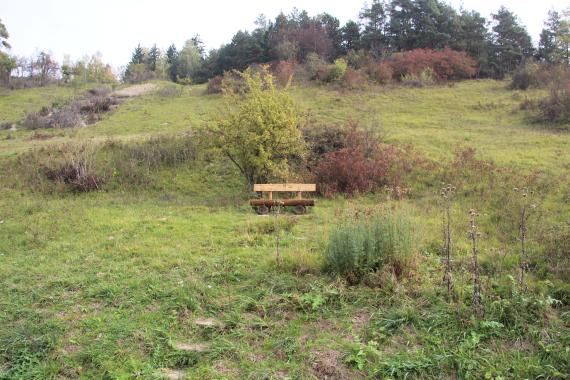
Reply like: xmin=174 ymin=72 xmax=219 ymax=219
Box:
xmin=208 ymin=66 xmax=305 ymax=186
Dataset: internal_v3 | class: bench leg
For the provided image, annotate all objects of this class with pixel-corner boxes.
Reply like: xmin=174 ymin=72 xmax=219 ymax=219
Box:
xmin=292 ymin=205 xmax=306 ymax=215
xmin=256 ymin=205 xmax=270 ymax=215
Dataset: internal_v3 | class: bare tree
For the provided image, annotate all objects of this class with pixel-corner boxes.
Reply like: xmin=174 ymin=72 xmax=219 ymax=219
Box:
xmin=36 ymin=51 xmax=59 ymax=86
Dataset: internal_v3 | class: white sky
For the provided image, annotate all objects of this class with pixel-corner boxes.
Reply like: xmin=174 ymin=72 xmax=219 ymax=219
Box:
xmin=1 ymin=0 xmax=568 ymax=68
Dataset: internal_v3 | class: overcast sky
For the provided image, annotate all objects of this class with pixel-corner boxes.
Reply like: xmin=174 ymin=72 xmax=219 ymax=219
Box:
xmin=1 ymin=0 xmax=568 ymax=68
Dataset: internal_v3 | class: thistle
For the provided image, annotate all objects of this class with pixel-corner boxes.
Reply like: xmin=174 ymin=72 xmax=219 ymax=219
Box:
xmin=468 ymin=209 xmax=483 ymax=317
xmin=515 ymin=187 xmax=536 ymax=293
xmin=441 ymin=184 xmax=456 ymax=298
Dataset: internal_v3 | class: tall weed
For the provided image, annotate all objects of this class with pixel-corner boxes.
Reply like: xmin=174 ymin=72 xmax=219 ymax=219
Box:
xmin=323 ymin=208 xmax=419 ymax=284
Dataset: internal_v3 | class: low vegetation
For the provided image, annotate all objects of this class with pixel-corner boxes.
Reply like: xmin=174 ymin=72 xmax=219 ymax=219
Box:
xmin=323 ymin=208 xmax=419 ymax=284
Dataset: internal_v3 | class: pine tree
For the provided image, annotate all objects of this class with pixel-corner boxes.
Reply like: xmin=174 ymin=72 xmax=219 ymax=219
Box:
xmin=191 ymin=34 xmax=205 ymax=57
xmin=341 ymin=20 xmax=361 ymax=53
xmin=359 ymin=0 xmax=389 ymax=57
xmin=131 ymin=44 xmax=145 ymax=65
xmin=489 ymin=7 xmax=534 ymax=77
xmin=165 ymin=44 xmax=178 ymax=82
xmin=148 ymin=44 xmax=160 ymax=72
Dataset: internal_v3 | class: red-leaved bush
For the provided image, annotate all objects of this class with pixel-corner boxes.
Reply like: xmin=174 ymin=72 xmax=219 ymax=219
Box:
xmin=311 ymin=124 xmax=426 ymax=197
xmin=388 ymin=48 xmax=477 ymax=81
xmin=271 ymin=60 xmax=296 ymax=87
xmin=367 ymin=61 xmax=393 ymax=84
xmin=343 ymin=68 xmax=367 ymax=89
xmin=206 ymin=75 xmax=223 ymax=94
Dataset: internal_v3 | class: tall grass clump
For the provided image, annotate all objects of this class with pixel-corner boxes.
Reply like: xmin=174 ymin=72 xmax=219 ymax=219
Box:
xmin=323 ymin=209 xmax=419 ymax=284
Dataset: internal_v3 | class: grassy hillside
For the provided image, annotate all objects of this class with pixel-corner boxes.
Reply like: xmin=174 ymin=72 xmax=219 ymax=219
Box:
xmin=2 ymin=80 xmax=568 ymax=173
xmin=0 ymin=81 xmax=568 ymax=379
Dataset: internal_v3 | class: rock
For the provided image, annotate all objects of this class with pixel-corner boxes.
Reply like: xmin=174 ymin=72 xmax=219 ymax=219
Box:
xmin=195 ymin=317 xmax=223 ymax=328
xmin=159 ymin=368 xmax=185 ymax=380
xmin=173 ymin=342 xmax=209 ymax=352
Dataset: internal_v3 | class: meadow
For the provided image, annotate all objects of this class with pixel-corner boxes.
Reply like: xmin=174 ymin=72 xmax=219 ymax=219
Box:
xmin=0 ymin=79 xmax=569 ymax=379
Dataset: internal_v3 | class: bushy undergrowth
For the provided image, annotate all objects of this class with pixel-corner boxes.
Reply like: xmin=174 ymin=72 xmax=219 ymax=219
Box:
xmin=510 ymin=62 xmax=570 ymax=90
xmin=306 ymin=123 xmax=426 ymax=197
xmin=536 ymin=80 xmax=570 ymax=124
xmin=517 ymin=76 xmax=570 ymax=126
xmin=323 ymin=208 xmax=419 ymax=284
xmin=271 ymin=60 xmax=296 ymax=87
xmin=330 ymin=58 xmax=348 ymax=82
xmin=14 ymin=134 xmax=199 ymax=192
xmin=400 ymin=68 xmax=436 ymax=87
xmin=367 ymin=61 xmax=393 ymax=85
xmin=302 ymin=48 xmax=476 ymax=86
xmin=388 ymin=48 xmax=477 ymax=81
xmin=206 ymin=75 xmax=223 ymax=94
xmin=22 ymin=87 xmax=119 ymax=129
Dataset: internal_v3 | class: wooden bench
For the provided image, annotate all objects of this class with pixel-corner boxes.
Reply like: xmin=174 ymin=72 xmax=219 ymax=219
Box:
xmin=250 ymin=183 xmax=316 ymax=215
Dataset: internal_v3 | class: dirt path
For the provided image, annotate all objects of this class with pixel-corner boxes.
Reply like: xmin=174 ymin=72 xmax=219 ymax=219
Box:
xmin=113 ymin=83 xmax=157 ymax=98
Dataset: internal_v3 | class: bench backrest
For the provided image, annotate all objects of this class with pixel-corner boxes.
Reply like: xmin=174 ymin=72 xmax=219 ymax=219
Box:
xmin=253 ymin=183 xmax=316 ymax=192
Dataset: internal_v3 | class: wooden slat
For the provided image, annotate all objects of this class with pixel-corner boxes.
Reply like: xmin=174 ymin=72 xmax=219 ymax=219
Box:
xmin=253 ymin=183 xmax=316 ymax=192
xmin=250 ymin=199 xmax=315 ymax=207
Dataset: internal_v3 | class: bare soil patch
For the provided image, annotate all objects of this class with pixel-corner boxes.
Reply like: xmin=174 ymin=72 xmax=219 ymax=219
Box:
xmin=311 ymin=348 xmax=357 ymax=379
xmin=113 ymin=83 xmax=157 ymax=98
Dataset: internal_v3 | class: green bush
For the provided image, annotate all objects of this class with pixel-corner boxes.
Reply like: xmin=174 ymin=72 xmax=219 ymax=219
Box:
xmin=326 ymin=58 xmax=348 ymax=83
xmin=510 ymin=62 xmax=540 ymax=90
xmin=304 ymin=52 xmax=327 ymax=80
xmin=323 ymin=209 xmax=419 ymax=284
xmin=401 ymin=68 xmax=435 ymax=87
xmin=209 ymin=66 xmax=305 ymax=186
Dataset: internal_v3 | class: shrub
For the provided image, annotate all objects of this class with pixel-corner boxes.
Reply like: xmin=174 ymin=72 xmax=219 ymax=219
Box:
xmin=0 ymin=122 xmax=14 ymax=130
xmin=367 ymin=61 xmax=393 ymax=85
xmin=206 ymin=75 xmax=223 ymax=94
xmin=510 ymin=62 xmax=570 ymax=90
xmin=22 ymin=90 xmax=119 ymax=130
xmin=304 ymin=52 xmax=327 ymax=80
xmin=42 ymin=141 xmax=103 ymax=192
xmin=221 ymin=71 xmax=249 ymax=95
xmin=323 ymin=209 xmax=419 ymax=284
xmin=303 ymin=123 xmax=351 ymax=166
xmin=272 ymin=60 xmax=296 ymax=87
xmin=314 ymin=148 xmax=377 ymax=195
xmin=326 ymin=58 xmax=348 ymax=82
xmin=23 ymin=106 xmax=83 ymax=129
xmin=389 ymin=48 xmax=477 ymax=81
xmin=510 ymin=62 xmax=541 ymax=90
xmin=401 ymin=68 xmax=436 ymax=87
xmin=536 ymin=80 xmax=570 ymax=124
xmin=15 ymin=135 xmax=199 ymax=192
xmin=208 ymin=66 xmax=305 ymax=186
xmin=343 ymin=68 xmax=366 ymax=89
xmin=346 ymin=50 xmax=372 ymax=69
xmin=309 ymin=123 xmax=417 ymax=197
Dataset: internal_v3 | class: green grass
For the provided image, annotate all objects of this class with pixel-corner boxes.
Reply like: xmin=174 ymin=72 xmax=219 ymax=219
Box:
xmin=0 ymin=85 xmax=87 ymax=125
xmin=2 ymin=80 xmax=569 ymax=173
xmin=0 ymin=80 xmax=569 ymax=379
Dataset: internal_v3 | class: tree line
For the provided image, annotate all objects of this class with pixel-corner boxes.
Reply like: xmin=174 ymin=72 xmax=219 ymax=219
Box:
xmin=0 ymin=19 xmax=116 ymax=88
xmin=1 ymin=1 xmax=569 ymax=87
xmin=124 ymin=1 xmax=569 ymax=84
